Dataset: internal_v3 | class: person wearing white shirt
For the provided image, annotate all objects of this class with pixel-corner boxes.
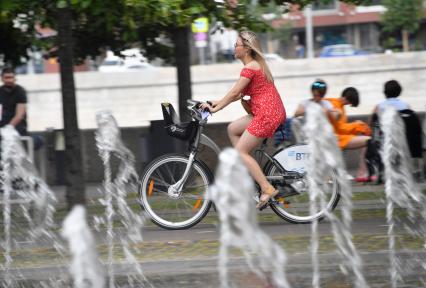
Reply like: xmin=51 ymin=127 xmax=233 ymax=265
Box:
xmin=294 ymin=80 xmax=333 ymax=118
xmin=373 ymin=80 xmax=409 ymax=115
xmin=370 ymin=80 xmax=423 ymax=182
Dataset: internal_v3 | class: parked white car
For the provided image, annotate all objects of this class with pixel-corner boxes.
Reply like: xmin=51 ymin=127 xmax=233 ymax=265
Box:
xmin=98 ymin=49 xmax=154 ymax=72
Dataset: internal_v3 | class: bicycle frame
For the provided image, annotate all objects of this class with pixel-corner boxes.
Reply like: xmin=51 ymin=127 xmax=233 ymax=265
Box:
xmin=168 ymin=103 xmax=307 ymax=194
xmin=144 ymin=101 xmax=342 ymax=229
xmin=168 ymin=120 xmax=220 ymax=194
xmin=255 ymin=142 xmax=310 ymax=191
xmin=255 ymin=143 xmax=298 ymax=183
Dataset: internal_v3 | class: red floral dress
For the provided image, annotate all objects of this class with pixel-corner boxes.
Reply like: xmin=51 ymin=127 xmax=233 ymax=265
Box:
xmin=240 ymin=67 xmax=286 ymax=138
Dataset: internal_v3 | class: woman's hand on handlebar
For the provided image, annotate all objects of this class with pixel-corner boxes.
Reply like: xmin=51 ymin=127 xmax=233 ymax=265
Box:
xmin=200 ymin=101 xmax=220 ymax=113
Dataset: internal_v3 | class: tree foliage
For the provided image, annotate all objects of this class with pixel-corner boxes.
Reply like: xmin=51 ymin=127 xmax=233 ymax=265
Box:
xmin=1 ymin=0 xmax=376 ymax=66
xmin=0 ymin=17 xmax=32 ymax=65
xmin=382 ymin=0 xmax=423 ymax=34
xmin=0 ymin=0 xmax=260 ymax=65
xmin=0 ymin=0 xmax=378 ymax=207
xmin=263 ymin=0 xmax=373 ymax=8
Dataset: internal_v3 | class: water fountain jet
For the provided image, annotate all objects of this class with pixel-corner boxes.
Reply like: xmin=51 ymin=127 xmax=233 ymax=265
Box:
xmin=62 ymin=205 xmax=106 ymax=288
xmin=380 ymin=106 xmax=426 ymax=287
xmin=0 ymin=125 xmax=59 ymax=287
xmin=304 ymin=103 xmax=368 ymax=288
xmin=95 ymin=111 xmax=150 ymax=287
xmin=208 ymin=148 xmax=291 ymax=288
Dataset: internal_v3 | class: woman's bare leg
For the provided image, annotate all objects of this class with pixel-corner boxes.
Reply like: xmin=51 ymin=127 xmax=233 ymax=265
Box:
xmin=235 ymin=130 xmax=271 ymax=193
xmin=227 ymin=115 xmax=253 ymax=147
xmin=345 ymin=135 xmax=371 ymax=177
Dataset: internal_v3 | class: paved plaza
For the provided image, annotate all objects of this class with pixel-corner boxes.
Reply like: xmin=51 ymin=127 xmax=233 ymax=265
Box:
xmin=1 ymin=182 xmax=426 ymax=287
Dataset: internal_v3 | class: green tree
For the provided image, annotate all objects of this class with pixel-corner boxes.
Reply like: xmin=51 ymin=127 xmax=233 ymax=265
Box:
xmin=382 ymin=0 xmax=423 ymax=52
xmin=0 ymin=0 xmax=373 ymax=208
xmin=0 ymin=1 xmax=33 ymax=66
xmin=0 ymin=20 xmax=32 ymax=66
xmin=0 ymin=0 xmax=260 ymax=208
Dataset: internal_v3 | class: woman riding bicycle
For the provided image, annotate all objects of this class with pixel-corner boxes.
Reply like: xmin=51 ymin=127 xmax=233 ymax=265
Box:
xmin=200 ymin=30 xmax=286 ymax=209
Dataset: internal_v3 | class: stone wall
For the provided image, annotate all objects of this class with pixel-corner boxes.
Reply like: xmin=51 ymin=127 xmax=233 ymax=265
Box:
xmin=18 ymin=51 xmax=426 ymax=183
xmin=38 ymin=113 xmax=425 ymax=185
xmin=20 ymin=51 xmax=426 ymax=132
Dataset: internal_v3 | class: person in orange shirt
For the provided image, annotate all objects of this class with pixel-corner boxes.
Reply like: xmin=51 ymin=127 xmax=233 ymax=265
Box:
xmin=324 ymin=87 xmax=372 ymax=182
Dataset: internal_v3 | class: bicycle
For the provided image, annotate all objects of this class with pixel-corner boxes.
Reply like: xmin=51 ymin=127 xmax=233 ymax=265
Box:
xmin=138 ymin=100 xmax=341 ymax=230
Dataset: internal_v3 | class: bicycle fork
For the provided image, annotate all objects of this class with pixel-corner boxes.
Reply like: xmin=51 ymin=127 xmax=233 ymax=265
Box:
xmin=168 ymin=151 xmax=196 ymax=198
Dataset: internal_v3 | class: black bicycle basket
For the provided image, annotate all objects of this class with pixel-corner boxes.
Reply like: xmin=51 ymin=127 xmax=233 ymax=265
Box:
xmin=161 ymin=102 xmax=197 ymax=141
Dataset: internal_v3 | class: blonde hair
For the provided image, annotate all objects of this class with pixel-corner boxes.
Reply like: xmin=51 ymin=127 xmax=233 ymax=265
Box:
xmin=239 ymin=30 xmax=274 ymax=82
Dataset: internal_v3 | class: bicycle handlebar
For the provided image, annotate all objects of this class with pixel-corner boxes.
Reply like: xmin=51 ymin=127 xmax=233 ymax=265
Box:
xmin=186 ymin=100 xmax=211 ymax=122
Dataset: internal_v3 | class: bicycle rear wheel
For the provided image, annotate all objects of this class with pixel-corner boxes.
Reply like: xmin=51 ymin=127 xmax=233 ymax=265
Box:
xmin=139 ymin=154 xmax=213 ymax=230
xmin=267 ymin=164 xmax=340 ymax=224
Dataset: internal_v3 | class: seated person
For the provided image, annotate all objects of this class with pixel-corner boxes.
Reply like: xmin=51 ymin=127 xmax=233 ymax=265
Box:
xmin=282 ymin=79 xmax=333 ymax=144
xmin=324 ymin=87 xmax=372 ymax=182
xmin=370 ymin=80 xmax=410 ymax=140
xmin=0 ymin=67 xmax=27 ymax=135
xmin=371 ymin=80 xmax=423 ymax=180
xmin=0 ymin=68 xmax=43 ymax=150
xmin=372 ymin=80 xmax=409 ymax=115
xmin=294 ymin=79 xmax=333 ymax=117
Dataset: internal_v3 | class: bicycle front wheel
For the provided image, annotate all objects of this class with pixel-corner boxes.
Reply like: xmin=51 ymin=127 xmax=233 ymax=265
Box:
xmin=139 ymin=154 xmax=213 ymax=230
xmin=268 ymin=164 xmax=340 ymax=224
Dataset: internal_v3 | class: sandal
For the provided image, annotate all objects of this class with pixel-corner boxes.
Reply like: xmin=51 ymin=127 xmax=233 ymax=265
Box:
xmin=256 ymin=186 xmax=279 ymax=209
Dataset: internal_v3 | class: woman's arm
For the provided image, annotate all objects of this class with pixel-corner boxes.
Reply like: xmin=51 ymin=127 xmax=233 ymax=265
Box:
xmin=212 ymin=93 xmax=243 ymax=107
xmin=201 ymin=77 xmax=250 ymax=113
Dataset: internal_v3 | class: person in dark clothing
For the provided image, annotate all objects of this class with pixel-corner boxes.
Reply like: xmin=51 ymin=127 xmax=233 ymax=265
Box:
xmin=0 ymin=68 xmax=44 ymax=151
xmin=0 ymin=67 xmax=27 ymax=135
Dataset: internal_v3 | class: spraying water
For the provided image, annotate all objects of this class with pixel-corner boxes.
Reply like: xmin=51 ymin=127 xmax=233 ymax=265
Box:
xmin=0 ymin=125 xmax=59 ymax=287
xmin=304 ymin=103 xmax=368 ymax=288
xmin=380 ymin=106 xmax=426 ymax=288
xmin=62 ymin=205 xmax=105 ymax=288
xmin=95 ymin=111 xmax=150 ymax=288
xmin=208 ymin=148 xmax=291 ymax=288
xmin=290 ymin=117 xmax=306 ymax=144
